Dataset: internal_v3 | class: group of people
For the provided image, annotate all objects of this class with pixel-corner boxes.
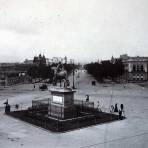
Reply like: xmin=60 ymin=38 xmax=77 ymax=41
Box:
xmin=85 ymin=95 xmax=125 ymax=119
xmin=110 ymin=103 xmax=125 ymax=119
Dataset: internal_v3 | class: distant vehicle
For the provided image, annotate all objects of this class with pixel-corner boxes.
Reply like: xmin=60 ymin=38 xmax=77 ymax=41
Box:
xmin=39 ymin=84 xmax=48 ymax=91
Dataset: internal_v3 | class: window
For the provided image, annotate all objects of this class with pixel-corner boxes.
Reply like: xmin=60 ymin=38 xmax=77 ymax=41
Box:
xmin=141 ymin=65 xmax=144 ymax=71
xmin=133 ymin=65 xmax=136 ymax=71
xmin=137 ymin=65 xmax=139 ymax=71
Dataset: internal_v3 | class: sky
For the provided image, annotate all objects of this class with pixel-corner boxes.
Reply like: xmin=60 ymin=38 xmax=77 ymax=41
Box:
xmin=0 ymin=0 xmax=147 ymax=63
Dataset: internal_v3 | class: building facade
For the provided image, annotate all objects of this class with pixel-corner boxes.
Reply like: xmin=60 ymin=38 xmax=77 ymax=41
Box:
xmin=121 ymin=55 xmax=148 ymax=82
xmin=0 ymin=63 xmax=29 ymax=86
xmin=33 ymin=54 xmax=47 ymax=66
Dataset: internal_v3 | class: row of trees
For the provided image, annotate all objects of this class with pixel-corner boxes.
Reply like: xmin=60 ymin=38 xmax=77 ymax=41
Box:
xmin=84 ymin=59 xmax=124 ymax=82
xmin=27 ymin=65 xmax=53 ymax=79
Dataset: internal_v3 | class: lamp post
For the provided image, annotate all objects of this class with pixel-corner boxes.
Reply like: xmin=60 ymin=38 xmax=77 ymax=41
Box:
xmin=72 ymin=59 xmax=75 ymax=89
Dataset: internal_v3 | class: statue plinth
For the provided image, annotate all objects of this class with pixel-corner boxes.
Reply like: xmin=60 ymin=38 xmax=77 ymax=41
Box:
xmin=49 ymin=87 xmax=76 ymax=119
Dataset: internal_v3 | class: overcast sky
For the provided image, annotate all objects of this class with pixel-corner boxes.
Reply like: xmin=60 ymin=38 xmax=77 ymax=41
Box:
xmin=0 ymin=0 xmax=147 ymax=63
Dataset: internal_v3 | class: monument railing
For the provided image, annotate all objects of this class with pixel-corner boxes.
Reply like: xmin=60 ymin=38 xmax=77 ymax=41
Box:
xmin=10 ymin=104 xmax=29 ymax=112
xmin=74 ymin=99 xmax=94 ymax=108
xmin=32 ymin=98 xmax=52 ymax=107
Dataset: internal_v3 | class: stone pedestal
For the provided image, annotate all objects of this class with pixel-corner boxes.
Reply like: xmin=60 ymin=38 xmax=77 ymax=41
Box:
xmin=48 ymin=87 xmax=76 ymax=119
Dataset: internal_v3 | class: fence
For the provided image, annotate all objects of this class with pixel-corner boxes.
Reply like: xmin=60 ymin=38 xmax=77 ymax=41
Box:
xmin=74 ymin=99 xmax=94 ymax=108
xmin=8 ymin=97 xmax=116 ymax=120
xmin=10 ymin=104 xmax=29 ymax=112
xmin=30 ymin=98 xmax=95 ymax=119
xmin=32 ymin=98 xmax=51 ymax=108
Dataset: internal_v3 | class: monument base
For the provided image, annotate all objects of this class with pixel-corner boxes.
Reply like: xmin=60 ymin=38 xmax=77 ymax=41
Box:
xmin=6 ymin=107 xmax=125 ymax=133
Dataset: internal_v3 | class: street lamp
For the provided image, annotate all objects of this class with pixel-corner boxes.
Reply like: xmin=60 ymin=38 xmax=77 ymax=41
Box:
xmin=72 ymin=59 xmax=75 ymax=89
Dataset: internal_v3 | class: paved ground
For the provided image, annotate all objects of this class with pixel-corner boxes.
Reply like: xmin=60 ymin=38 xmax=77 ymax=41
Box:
xmin=0 ymin=70 xmax=148 ymax=148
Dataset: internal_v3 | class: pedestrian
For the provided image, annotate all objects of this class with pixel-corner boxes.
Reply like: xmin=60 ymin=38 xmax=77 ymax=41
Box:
xmin=86 ymin=95 xmax=89 ymax=102
xmin=120 ymin=104 xmax=124 ymax=112
xmin=120 ymin=104 xmax=125 ymax=116
xmin=15 ymin=104 xmax=19 ymax=110
xmin=119 ymin=109 xmax=122 ymax=119
xmin=34 ymin=84 xmax=35 ymax=89
xmin=97 ymin=101 xmax=101 ymax=112
xmin=110 ymin=105 xmax=114 ymax=113
xmin=114 ymin=103 xmax=118 ymax=112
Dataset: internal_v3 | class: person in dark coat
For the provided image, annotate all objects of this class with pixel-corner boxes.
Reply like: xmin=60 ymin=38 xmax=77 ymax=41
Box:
xmin=120 ymin=104 xmax=125 ymax=116
xmin=119 ymin=109 xmax=122 ymax=119
xmin=120 ymin=104 xmax=124 ymax=112
xmin=114 ymin=103 xmax=118 ymax=112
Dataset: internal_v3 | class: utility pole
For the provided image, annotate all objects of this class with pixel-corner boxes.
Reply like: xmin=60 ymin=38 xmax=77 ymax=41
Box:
xmin=72 ymin=59 xmax=75 ymax=89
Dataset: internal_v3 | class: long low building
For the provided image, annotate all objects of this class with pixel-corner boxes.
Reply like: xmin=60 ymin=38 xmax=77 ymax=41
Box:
xmin=121 ymin=55 xmax=148 ymax=82
xmin=0 ymin=63 xmax=29 ymax=86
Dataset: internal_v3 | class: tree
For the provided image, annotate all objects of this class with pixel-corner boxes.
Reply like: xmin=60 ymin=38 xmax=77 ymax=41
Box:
xmin=27 ymin=65 xmax=53 ymax=79
xmin=84 ymin=58 xmax=124 ymax=82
